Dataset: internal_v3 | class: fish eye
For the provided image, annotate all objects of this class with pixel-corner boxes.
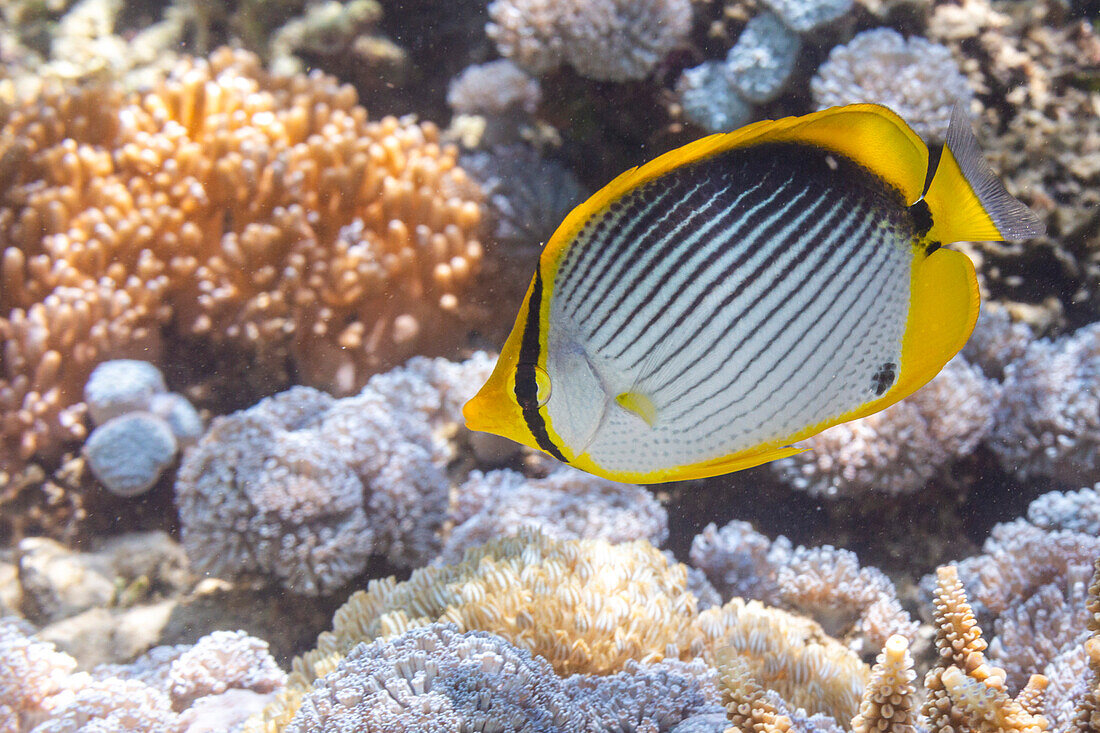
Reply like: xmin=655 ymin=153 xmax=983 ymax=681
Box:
xmin=515 ymin=362 xmax=553 ymax=409
xmin=532 ymin=365 xmax=552 ymax=407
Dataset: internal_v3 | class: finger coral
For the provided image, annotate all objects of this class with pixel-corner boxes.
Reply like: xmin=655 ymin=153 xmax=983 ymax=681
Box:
xmin=850 ymin=634 xmax=917 ymax=733
xmin=486 ymin=0 xmax=692 ymax=81
xmin=0 ymin=45 xmax=486 ymax=471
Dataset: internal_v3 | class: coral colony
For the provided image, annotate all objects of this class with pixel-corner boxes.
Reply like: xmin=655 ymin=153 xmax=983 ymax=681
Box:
xmin=1 ymin=0 xmax=1099 ymax=731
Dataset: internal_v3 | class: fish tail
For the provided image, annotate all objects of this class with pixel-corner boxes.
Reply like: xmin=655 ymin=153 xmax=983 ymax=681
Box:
xmin=920 ymin=104 xmax=1044 ymax=245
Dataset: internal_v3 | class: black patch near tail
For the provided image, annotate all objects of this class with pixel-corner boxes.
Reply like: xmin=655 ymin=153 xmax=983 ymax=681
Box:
xmin=871 ymin=362 xmax=897 ymax=396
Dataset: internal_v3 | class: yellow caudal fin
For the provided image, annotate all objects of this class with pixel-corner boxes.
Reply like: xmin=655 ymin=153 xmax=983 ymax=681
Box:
xmin=922 ymin=105 xmax=1045 ymax=244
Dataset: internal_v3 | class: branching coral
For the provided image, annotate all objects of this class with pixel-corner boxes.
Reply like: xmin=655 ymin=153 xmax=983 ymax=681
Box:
xmin=920 ymin=566 xmax=1050 ymax=733
xmin=850 ymin=634 xmax=917 ymax=733
xmin=810 ymin=28 xmax=973 ymax=139
xmin=486 ymin=0 xmax=692 ymax=81
xmin=772 ymin=356 xmax=998 ymax=497
xmin=1 ymin=46 xmax=486 ymax=470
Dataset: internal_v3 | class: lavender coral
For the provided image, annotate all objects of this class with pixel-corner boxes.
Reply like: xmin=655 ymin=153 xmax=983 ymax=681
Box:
xmin=990 ymin=323 xmax=1100 ymax=485
xmin=486 ymin=0 xmax=692 ymax=81
xmin=690 ymin=520 xmax=917 ymax=652
xmin=811 ymin=28 xmax=973 ymax=139
xmin=439 ymin=466 xmax=668 ymax=564
xmin=447 ymin=60 xmax=541 ymax=115
xmin=286 ymin=625 xmax=723 ymax=731
xmin=0 ymin=619 xmax=284 ymax=733
xmin=177 ymin=352 xmax=496 ymax=595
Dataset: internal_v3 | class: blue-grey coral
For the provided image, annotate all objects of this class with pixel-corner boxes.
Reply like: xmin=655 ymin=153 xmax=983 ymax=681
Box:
xmin=725 ymin=13 xmax=802 ymax=104
xmin=811 ymin=28 xmax=973 ymax=139
xmin=675 ymin=61 xmax=753 ymax=134
xmin=176 ymin=354 xmax=494 ymax=594
xmin=990 ymin=323 xmax=1100 ymax=485
xmin=83 ymin=360 xmax=166 ymax=426
xmin=439 ymin=466 xmax=668 ymax=564
xmin=486 ymin=0 xmax=692 ymax=81
xmin=760 ymin=0 xmax=853 ymax=32
xmin=447 ymin=60 xmax=542 ymax=115
xmin=83 ymin=412 xmax=178 ymax=497
xmin=771 ymin=356 xmax=998 ymax=497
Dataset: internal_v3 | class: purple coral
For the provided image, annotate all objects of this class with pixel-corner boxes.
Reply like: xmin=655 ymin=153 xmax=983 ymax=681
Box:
xmin=487 ymin=0 xmax=692 ymax=81
xmin=176 ymin=354 xmax=494 ymax=594
xmin=439 ymin=467 xmax=668 ymax=564
xmin=447 ymin=60 xmax=542 ymax=115
xmin=990 ymin=323 xmax=1100 ymax=485
xmin=690 ymin=521 xmax=916 ymax=652
xmin=287 ymin=624 xmax=722 ymax=731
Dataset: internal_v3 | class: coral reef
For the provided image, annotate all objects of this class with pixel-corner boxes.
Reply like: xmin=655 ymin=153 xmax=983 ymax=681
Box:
xmin=440 ymin=466 xmax=668 ymax=565
xmin=254 ymin=529 xmax=876 ymax=730
xmin=0 ymin=617 xmax=285 ymax=732
xmin=990 ymin=323 xmax=1100 ymax=485
xmin=689 ymin=520 xmax=917 ymax=654
xmin=176 ymin=353 xmax=495 ymax=595
xmin=810 ymin=28 xmax=973 ymax=140
xmin=285 ymin=624 xmax=723 ymax=731
xmin=1 ymin=46 xmax=486 ymax=471
xmin=486 ymin=0 xmax=692 ymax=81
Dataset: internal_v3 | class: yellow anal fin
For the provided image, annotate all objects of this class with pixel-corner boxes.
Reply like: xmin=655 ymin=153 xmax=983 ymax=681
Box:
xmin=923 ymin=105 xmax=1044 ymax=244
xmin=658 ymin=443 xmax=808 ymax=482
xmin=615 ymin=391 xmax=658 ymax=427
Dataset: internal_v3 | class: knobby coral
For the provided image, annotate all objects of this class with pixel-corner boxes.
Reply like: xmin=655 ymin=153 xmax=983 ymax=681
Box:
xmin=690 ymin=520 xmax=917 ymax=653
xmin=811 ymin=28 xmax=973 ymax=140
xmin=0 ymin=618 xmax=285 ymax=732
xmin=0 ymin=46 xmax=486 ymax=471
xmin=176 ymin=353 xmax=495 ymax=595
xmin=486 ymin=0 xmax=692 ymax=81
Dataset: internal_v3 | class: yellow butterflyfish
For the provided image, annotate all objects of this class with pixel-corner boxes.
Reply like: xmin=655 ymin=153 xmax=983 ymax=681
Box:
xmin=463 ymin=104 xmax=1043 ymax=484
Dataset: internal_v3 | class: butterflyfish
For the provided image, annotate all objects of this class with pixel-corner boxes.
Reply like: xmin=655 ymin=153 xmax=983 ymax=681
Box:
xmin=463 ymin=104 xmax=1043 ymax=484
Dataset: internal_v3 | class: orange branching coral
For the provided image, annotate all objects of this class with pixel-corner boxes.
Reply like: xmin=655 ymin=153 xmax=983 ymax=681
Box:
xmin=717 ymin=653 xmax=793 ymax=733
xmin=922 ymin=565 xmax=1050 ymax=733
xmin=0 ymin=47 xmax=484 ymax=469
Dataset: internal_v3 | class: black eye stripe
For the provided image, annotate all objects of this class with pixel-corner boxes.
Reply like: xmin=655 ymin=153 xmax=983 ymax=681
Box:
xmin=516 ymin=270 xmax=568 ymax=462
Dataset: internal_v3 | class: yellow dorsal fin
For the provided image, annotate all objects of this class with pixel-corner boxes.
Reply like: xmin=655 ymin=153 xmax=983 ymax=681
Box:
xmin=923 ymin=105 xmax=1044 ymax=244
xmin=540 ymin=104 xmax=930 ymax=273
